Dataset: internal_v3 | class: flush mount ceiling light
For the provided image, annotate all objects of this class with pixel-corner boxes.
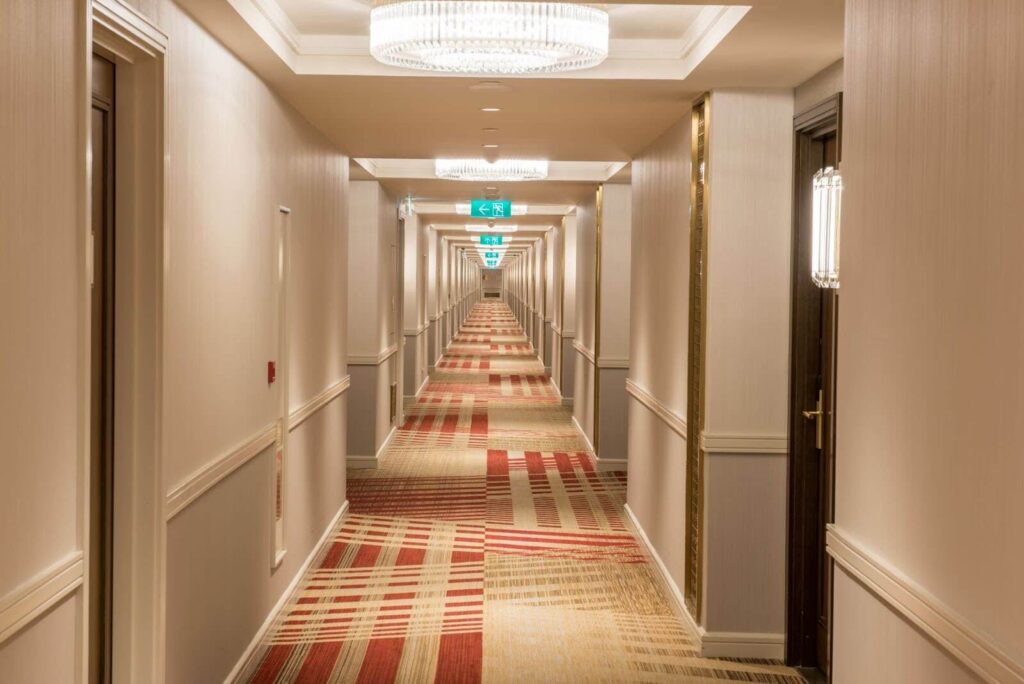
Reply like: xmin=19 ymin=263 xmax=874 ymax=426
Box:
xmin=369 ymin=1 xmax=609 ymax=75
xmin=466 ymin=224 xmax=518 ymax=233
xmin=436 ymin=159 xmax=548 ymax=182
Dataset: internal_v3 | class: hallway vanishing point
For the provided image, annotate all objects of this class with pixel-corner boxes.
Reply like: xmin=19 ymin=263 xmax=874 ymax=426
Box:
xmin=239 ymin=302 xmax=801 ymax=683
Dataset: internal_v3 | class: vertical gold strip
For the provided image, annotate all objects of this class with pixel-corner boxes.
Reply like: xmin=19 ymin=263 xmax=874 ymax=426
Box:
xmin=685 ymin=93 xmax=710 ymax=620
xmin=593 ymin=184 xmax=604 ymax=455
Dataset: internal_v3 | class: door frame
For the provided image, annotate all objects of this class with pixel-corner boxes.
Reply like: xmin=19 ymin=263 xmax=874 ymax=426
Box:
xmin=785 ymin=93 xmax=842 ymax=674
xmin=90 ymin=3 xmax=168 ymax=682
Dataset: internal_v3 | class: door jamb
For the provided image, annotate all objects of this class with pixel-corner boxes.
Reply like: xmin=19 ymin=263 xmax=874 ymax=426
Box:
xmin=785 ymin=93 xmax=842 ymax=675
xmin=91 ymin=2 xmax=168 ymax=682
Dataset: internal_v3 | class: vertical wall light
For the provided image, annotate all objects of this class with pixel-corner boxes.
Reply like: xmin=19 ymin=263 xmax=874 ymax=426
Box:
xmin=812 ymin=166 xmax=842 ymax=289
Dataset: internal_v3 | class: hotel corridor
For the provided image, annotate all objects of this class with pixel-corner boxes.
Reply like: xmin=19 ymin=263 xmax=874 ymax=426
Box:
xmin=238 ymin=302 xmax=800 ymax=683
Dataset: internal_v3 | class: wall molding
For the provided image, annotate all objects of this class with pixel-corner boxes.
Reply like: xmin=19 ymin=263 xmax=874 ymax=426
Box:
xmin=701 ymin=631 xmax=785 ymax=660
xmin=348 ymin=343 xmax=398 ymax=366
xmin=93 ymin=0 xmax=168 ymax=57
xmin=0 ymin=552 xmax=85 ymax=645
xmin=573 ymin=340 xmax=596 ymax=365
xmin=626 ymin=379 xmax=687 ymax=439
xmin=701 ymin=433 xmax=787 ymax=454
xmin=827 ymin=526 xmax=1024 ymax=684
xmin=403 ymin=323 xmax=428 ymax=336
xmin=288 ymin=375 xmax=350 ymax=432
xmin=226 ymin=500 xmax=350 ymax=682
xmin=347 ymin=424 xmax=398 ymax=469
xmin=594 ymin=456 xmax=628 ymax=472
xmin=597 ymin=357 xmax=629 ymax=369
xmin=167 ymin=376 xmax=351 ymax=520
xmin=571 ymin=415 xmax=596 ymax=454
xmin=623 ymin=505 xmax=702 ymax=638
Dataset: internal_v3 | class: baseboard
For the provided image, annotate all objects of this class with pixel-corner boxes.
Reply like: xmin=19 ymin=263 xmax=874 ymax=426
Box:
xmin=347 ymin=454 xmax=378 ymax=469
xmin=593 ymin=457 xmax=628 ymax=472
xmin=623 ymin=504 xmax=701 ymax=638
xmin=225 ymin=499 xmax=350 ymax=683
xmin=571 ymin=415 xmax=596 ymax=454
xmin=561 ymin=397 xmax=574 ymax=408
xmin=701 ymin=631 xmax=785 ymax=660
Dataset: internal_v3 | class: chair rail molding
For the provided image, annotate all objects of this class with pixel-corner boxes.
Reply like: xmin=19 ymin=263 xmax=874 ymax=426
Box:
xmin=625 ymin=378 xmax=687 ymax=439
xmin=348 ymin=343 xmax=398 ymax=366
xmin=166 ymin=375 xmax=351 ymax=519
xmin=0 ymin=552 xmax=85 ymax=645
xmin=573 ymin=340 xmax=596 ymax=364
xmin=827 ymin=525 xmax=1024 ymax=684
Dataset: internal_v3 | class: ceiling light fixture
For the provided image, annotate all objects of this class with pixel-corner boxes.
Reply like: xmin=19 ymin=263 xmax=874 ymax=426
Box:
xmin=466 ymin=224 xmax=518 ymax=233
xmin=436 ymin=158 xmax=548 ymax=182
xmin=481 ymin=107 xmax=501 ymax=113
xmin=369 ymin=1 xmax=609 ymax=75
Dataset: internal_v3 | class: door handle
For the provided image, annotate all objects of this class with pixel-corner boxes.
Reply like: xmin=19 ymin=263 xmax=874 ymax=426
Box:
xmin=802 ymin=390 xmax=824 ymax=449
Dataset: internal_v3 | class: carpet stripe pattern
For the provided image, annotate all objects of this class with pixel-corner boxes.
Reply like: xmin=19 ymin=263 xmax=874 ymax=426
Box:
xmin=240 ymin=302 xmax=803 ymax=683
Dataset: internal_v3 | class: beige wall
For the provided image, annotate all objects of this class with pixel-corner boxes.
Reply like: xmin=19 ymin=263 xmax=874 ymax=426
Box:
xmin=0 ymin=1 xmax=88 ymax=681
xmin=1 ymin=0 xmax=351 ymax=680
xmin=794 ymin=59 xmax=844 ymax=114
xmin=573 ymin=192 xmax=598 ymax=443
xmin=626 ymin=118 xmax=692 ymax=590
xmin=627 ymin=90 xmax=794 ymax=653
xmin=833 ymin=0 xmax=1024 ymax=680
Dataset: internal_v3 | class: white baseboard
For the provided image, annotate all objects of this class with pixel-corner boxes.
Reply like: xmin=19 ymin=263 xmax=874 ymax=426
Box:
xmin=350 ymin=424 xmax=399 ymax=469
xmin=225 ymin=499 xmax=350 ymax=683
xmin=571 ymin=415 xmax=596 ymax=454
xmin=561 ymin=397 xmax=574 ymax=408
xmin=701 ymin=631 xmax=785 ymax=660
xmin=347 ymin=454 xmax=378 ymax=469
xmin=623 ymin=504 xmax=701 ymax=638
xmin=593 ymin=457 xmax=628 ymax=472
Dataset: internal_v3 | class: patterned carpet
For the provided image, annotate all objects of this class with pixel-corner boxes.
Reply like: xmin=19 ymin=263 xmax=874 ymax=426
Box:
xmin=240 ymin=302 xmax=804 ymax=683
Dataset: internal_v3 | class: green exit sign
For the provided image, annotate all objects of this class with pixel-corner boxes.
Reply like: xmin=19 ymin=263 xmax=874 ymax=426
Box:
xmin=471 ymin=199 xmax=512 ymax=219
xmin=479 ymin=235 xmax=503 ymax=246
xmin=485 ymin=251 xmax=500 ymax=259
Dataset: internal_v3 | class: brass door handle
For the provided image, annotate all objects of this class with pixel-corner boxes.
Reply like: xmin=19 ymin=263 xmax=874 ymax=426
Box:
xmin=803 ymin=390 xmax=824 ymax=449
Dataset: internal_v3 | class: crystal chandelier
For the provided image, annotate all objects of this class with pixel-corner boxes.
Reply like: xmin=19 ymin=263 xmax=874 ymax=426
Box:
xmin=370 ymin=1 xmax=610 ymax=75
xmin=436 ymin=158 xmax=548 ymax=182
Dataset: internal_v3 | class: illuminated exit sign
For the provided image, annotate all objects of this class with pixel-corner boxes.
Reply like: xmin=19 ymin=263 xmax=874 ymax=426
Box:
xmin=479 ymin=235 xmax=503 ymax=246
xmin=471 ymin=199 xmax=512 ymax=219
xmin=484 ymin=251 xmax=500 ymax=259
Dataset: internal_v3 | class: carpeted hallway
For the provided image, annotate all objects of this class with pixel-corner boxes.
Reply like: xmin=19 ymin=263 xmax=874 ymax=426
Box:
xmin=240 ymin=302 xmax=803 ymax=683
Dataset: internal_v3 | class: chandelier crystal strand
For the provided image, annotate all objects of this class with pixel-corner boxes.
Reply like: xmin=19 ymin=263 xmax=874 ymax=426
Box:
xmin=436 ymin=158 xmax=548 ymax=182
xmin=370 ymin=1 xmax=609 ymax=75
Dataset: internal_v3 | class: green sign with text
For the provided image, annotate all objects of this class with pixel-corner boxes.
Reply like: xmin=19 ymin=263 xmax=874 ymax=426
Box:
xmin=485 ymin=251 xmax=500 ymax=259
xmin=479 ymin=235 xmax=503 ymax=246
xmin=471 ymin=199 xmax=512 ymax=219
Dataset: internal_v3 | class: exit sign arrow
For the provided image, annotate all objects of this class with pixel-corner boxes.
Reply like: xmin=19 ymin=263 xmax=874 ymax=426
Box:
xmin=471 ymin=199 xmax=512 ymax=219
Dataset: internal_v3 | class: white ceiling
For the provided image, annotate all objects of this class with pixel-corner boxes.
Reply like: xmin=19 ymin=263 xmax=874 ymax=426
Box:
xmin=182 ymin=0 xmax=844 ymax=256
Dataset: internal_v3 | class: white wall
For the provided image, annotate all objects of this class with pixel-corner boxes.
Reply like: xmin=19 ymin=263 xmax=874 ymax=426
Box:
xmin=0 ymin=1 xmax=352 ymax=680
xmin=0 ymin=1 xmax=88 ymax=681
xmin=833 ymin=1 xmax=1024 ymax=681
xmin=626 ymin=118 xmax=692 ymax=590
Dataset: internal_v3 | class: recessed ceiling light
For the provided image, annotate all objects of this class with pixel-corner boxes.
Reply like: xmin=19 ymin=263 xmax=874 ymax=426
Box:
xmin=483 ymin=144 xmax=499 ymax=148
xmin=435 ymin=158 xmax=547 ymax=182
xmin=469 ymin=80 xmax=510 ymax=92
xmin=481 ymin=107 xmax=501 ymax=113
xmin=466 ymin=225 xmax=518 ymax=233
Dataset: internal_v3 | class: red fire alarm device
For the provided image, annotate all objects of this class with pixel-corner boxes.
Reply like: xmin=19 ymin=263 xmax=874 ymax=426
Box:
xmin=268 ymin=361 xmax=277 ymax=384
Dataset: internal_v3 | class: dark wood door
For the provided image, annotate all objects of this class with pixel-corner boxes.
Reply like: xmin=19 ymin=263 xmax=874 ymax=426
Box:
xmin=89 ymin=53 xmax=116 ymax=684
xmin=786 ymin=95 xmax=841 ymax=679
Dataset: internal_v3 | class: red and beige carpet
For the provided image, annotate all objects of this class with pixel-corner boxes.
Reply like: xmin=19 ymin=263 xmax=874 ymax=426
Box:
xmin=240 ymin=302 xmax=803 ymax=683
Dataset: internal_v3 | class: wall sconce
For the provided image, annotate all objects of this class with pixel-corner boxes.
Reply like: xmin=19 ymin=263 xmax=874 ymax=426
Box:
xmin=812 ymin=166 xmax=842 ymax=289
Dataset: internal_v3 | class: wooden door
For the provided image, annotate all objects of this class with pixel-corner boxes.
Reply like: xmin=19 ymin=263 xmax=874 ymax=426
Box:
xmin=786 ymin=94 xmax=842 ymax=679
xmin=89 ymin=53 xmax=116 ymax=684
